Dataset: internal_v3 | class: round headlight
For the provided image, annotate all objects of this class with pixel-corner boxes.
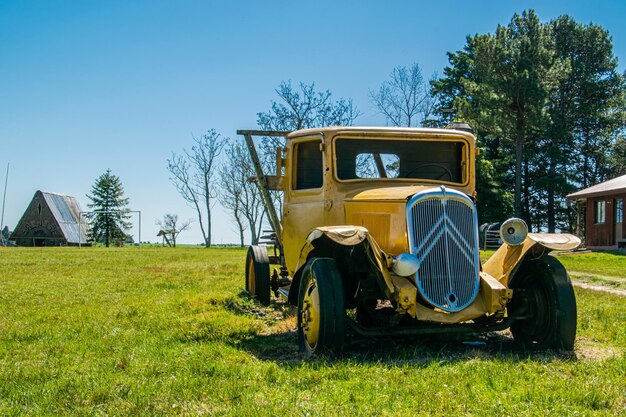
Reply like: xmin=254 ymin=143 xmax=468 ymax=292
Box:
xmin=500 ymin=218 xmax=528 ymax=246
xmin=392 ymin=253 xmax=420 ymax=276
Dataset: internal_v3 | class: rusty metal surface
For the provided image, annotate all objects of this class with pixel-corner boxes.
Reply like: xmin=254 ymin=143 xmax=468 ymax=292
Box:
xmin=296 ymin=226 xmax=395 ymax=297
xmin=306 ymin=225 xmax=369 ymax=246
xmin=483 ymin=233 xmax=582 ymax=285
xmin=236 ymin=129 xmax=290 ymax=137
xmin=528 ymin=233 xmax=581 ymax=250
xmin=42 ymin=192 xmax=89 ymax=244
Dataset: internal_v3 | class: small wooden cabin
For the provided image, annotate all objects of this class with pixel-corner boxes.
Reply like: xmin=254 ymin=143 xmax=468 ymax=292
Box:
xmin=567 ymin=174 xmax=626 ymax=249
xmin=10 ymin=190 xmax=90 ymax=246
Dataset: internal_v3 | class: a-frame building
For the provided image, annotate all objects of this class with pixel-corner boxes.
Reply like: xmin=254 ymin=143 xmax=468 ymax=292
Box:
xmin=10 ymin=190 xmax=90 ymax=246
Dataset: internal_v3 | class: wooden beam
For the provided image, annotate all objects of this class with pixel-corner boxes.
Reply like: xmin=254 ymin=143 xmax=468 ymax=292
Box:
xmin=236 ymin=130 xmax=290 ymax=137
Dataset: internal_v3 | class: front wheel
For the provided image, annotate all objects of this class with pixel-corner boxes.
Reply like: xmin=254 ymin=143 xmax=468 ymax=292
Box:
xmin=297 ymin=258 xmax=345 ymax=357
xmin=245 ymin=246 xmax=271 ymax=305
xmin=509 ymin=255 xmax=577 ymax=350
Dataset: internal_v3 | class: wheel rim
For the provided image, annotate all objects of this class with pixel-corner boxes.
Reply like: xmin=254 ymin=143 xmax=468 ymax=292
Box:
xmin=526 ymin=280 xmax=551 ymax=343
xmin=514 ymin=275 xmax=553 ymax=346
xmin=301 ymin=278 xmax=320 ymax=350
xmin=247 ymin=259 xmax=256 ymax=295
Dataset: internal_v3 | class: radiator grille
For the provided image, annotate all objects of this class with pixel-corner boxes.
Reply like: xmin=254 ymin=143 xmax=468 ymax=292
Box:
xmin=407 ymin=187 xmax=480 ymax=312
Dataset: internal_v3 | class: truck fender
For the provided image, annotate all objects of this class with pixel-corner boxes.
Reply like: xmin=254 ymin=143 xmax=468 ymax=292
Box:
xmin=287 ymin=226 xmax=395 ymax=305
xmin=483 ymin=233 xmax=580 ymax=286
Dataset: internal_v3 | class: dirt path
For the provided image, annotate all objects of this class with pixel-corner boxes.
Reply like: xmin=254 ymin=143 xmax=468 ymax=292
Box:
xmin=572 ymin=281 xmax=626 ymax=296
xmin=569 ymin=271 xmax=626 ymax=282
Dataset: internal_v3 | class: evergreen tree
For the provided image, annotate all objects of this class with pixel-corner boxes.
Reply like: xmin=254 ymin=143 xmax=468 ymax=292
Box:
xmin=86 ymin=169 xmax=131 ymax=247
xmin=433 ymin=10 xmax=625 ymax=231
xmin=609 ymin=135 xmax=626 ymax=178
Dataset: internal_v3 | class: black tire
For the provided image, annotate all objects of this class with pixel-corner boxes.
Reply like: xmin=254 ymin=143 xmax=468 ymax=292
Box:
xmin=297 ymin=258 xmax=345 ymax=357
xmin=245 ymin=246 xmax=271 ymax=305
xmin=509 ymin=255 xmax=577 ymax=350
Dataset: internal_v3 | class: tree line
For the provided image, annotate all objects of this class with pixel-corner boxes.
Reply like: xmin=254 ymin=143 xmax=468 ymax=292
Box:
xmin=168 ymin=10 xmax=626 ymax=246
xmin=433 ymin=10 xmax=625 ymax=231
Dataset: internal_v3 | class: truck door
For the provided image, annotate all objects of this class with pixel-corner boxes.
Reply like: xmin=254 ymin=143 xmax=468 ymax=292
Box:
xmin=283 ymin=138 xmax=325 ymax=273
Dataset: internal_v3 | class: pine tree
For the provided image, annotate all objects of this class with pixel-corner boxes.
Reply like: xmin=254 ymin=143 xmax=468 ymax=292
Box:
xmin=434 ymin=10 xmax=625 ymax=231
xmin=86 ymin=169 xmax=131 ymax=247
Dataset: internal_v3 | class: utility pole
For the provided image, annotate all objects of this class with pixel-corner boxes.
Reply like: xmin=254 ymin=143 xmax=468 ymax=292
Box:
xmin=0 ymin=163 xmax=9 ymax=246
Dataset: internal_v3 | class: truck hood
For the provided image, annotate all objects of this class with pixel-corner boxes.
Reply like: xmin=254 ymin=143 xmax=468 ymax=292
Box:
xmin=346 ymin=185 xmax=444 ymax=201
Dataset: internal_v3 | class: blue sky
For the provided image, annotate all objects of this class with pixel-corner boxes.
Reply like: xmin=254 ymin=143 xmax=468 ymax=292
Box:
xmin=1 ymin=0 xmax=625 ymax=244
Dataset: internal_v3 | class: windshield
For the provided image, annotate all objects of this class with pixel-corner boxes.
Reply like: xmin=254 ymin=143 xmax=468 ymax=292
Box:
xmin=335 ymin=138 xmax=465 ymax=183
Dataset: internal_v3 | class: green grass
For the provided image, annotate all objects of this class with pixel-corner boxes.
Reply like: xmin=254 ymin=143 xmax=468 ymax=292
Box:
xmin=1 ymin=247 xmax=625 ymax=416
xmin=556 ymin=251 xmax=626 ymax=291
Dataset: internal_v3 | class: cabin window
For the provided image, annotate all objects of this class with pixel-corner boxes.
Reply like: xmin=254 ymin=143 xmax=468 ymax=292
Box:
xmin=294 ymin=140 xmax=323 ymax=190
xmin=594 ymin=200 xmax=606 ymax=224
xmin=335 ymin=138 xmax=465 ymax=184
xmin=616 ymin=199 xmax=623 ymax=224
xmin=355 ymin=153 xmax=400 ymax=178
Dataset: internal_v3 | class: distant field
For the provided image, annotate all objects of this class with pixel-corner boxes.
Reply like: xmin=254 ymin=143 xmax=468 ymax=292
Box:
xmin=0 ymin=247 xmax=624 ymax=416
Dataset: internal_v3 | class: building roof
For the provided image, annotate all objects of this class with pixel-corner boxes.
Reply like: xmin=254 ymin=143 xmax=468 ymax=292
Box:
xmin=41 ymin=191 xmax=90 ymax=244
xmin=567 ymin=174 xmax=626 ymax=200
xmin=11 ymin=190 xmax=89 ymax=244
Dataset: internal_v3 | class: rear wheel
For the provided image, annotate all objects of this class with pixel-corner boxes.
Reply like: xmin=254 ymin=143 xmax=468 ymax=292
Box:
xmin=509 ymin=255 xmax=577 ymax=350
xmin=245 ymin=246 xmax=271 ymax=305
xmin=297 ymin=258 xmax=345 ymax=357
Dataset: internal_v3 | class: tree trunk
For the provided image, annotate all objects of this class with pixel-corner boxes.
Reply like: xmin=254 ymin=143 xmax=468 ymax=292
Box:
xmin=206 ymin=210 xmax=211 ymax=248
xmin=514 ymin=139 xmax=523 ymax=219
xmin=105 ymin=211 xmax=110 ymax=247
xmin=204 ymin=188 xmax=211 ymax=248
xmin=522 ymin=155 xmax=532 ymax=229
xmin=582 ymin=126 xmax=590 ymax=188
xmin=547 ymin=157 xmax=556 ymax=232
xmin=252 ymin=210 xmax=267 ymax=246
xmin=250 ymin=222 xmax=258 ymax=246
xmin=234 ymin=203 xmax=245 ymax=248
xmin=192 ymin=200 xmax=208 ymax=248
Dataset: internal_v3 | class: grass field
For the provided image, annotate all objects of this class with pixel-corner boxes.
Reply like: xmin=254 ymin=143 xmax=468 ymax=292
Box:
xmin=0 ymin=247 xmax=625 ymax=416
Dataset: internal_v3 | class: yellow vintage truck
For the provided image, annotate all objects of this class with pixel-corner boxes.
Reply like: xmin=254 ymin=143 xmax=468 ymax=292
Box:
xmin=238 ymin=125 xmax=580 ymax=356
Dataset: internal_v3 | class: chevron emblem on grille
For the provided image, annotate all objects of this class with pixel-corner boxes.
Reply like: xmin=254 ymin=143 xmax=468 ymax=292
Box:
xmin=414 ymin=200 xmax=475 ymax=264
xmin=407 ymin=188 xmax=480 ymax=313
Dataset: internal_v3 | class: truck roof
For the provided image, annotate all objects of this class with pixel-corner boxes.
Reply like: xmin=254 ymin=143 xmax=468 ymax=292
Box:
xmin=287 ymin=126 xmax=476 ymax=142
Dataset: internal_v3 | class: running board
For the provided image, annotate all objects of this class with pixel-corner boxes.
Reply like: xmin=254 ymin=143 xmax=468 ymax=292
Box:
xmin=345 ymin=314 xmax=519 ymax=337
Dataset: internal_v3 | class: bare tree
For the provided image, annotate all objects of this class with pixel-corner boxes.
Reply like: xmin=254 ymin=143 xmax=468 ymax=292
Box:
xmin=370 ymin=63 xmax=435 ymax=127
xmin=257 ymin=80 xmax=361 ymax=155
xmin=167 ymin=129 xmax=225 ymax=247
xmin=254 ymin=81 xmax=361 ymax=227
xmin=219 ymin=141 xmax=266 ymax=246
xmin=218 ymin=155 xmax=247 ymax=247
xmin=156 ymin=214 xmax=192 ymax=247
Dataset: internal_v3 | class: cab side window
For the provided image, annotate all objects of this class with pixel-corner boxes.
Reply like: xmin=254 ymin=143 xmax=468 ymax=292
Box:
xmin=294 ymin=140 xmax=323 ymax=190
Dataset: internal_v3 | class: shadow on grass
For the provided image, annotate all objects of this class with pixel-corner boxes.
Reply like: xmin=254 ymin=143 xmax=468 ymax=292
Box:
xmin=231 ymin=293 xmax=577 ymax=367
xmin=240 ymin=329 xmax=577 ymax=367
